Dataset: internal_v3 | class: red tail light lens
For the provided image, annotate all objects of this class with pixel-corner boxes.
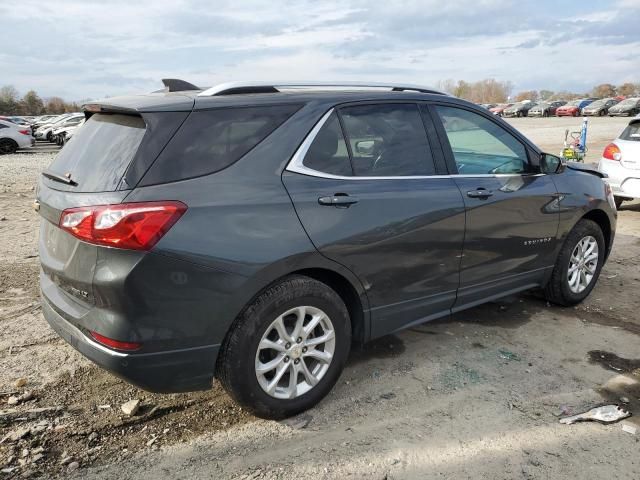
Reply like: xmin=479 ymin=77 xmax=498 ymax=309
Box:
xmin=19 ymin=129 xmax=30 ymax=135
xmin=602 ymin=143 xmax=622 ymax=161
xmin=90 ymin=331 xmax=142 ymax=351
xmin=59 ymin=201 xmax=187 ymax=250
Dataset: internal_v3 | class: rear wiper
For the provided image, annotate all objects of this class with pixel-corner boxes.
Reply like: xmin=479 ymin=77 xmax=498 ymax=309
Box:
xmin=42 ymin=169 xmax=78 ymax=186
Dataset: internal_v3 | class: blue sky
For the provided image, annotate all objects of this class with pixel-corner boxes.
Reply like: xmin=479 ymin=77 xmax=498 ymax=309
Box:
xmin=3 ymin=0 xmax=639 ymax=100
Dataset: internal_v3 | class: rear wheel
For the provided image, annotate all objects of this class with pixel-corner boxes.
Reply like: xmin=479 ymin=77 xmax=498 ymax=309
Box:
xmin=545 ymin=219 xmax=605 ymax=306
xmin=216 ymin=275 xmax=351 ymax=419
xmin=0 ymin=139 xmax=18 ymax=155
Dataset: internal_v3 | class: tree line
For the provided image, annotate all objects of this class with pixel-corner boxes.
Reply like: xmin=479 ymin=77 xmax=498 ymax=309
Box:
xmin=2 ymin=80 xmax=639 ymax=116
xmin=435 ymin=79 xmax=640 ymax=104
xmin=0 ymin=86 xmax=82 ymax=116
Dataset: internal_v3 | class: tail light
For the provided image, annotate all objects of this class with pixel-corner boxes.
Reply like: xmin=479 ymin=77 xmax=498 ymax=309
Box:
xmin=602 ymin=143 xmax=622 ymax=161
xmin=59 ymin=201 xmax=187 ymax=250
xmin=90 ymin=331 xmax=142 ymax=351
xmin=19 ymin=129 xmax=30 ymax=135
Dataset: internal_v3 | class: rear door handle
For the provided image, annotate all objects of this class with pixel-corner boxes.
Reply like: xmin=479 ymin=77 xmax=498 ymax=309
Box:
xmin=318 ymin=194 xmax=359 ymax=207
xmin=467 ymin=189 xmax=493 ymax=199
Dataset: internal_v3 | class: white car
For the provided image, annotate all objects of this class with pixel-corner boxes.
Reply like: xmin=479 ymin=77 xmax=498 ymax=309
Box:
xmin=52 ymin=118 xmax=85 ymax=146
xmin=598 ymin=117 xmax=640 ymax=208
xmin=0 ymin=119 xmax=35 ymax=154
xmin=35 ymin=113 xmax=83 ymax=141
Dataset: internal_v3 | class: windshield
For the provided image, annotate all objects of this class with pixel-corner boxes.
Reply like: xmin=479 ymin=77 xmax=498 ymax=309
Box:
xmin=620 ymin=122 xmax=640 ymax=141
xmin=618 ymin=99 xmax=639 ymax=107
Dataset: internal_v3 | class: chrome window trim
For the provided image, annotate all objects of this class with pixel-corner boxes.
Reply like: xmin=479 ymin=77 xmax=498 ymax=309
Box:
xmin=284 ymin=108 xmax=543 ymax=181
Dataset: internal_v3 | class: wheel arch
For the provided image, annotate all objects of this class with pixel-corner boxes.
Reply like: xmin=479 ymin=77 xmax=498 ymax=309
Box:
xmin=580 ymin=208 xmax=612 ymax=257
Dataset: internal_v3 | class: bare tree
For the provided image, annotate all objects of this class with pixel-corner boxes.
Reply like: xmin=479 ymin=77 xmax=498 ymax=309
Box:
xmin=591 ymin=83 xmax=616 ymax=98
xmin=617 ymin=83 xmax=638 ymax=97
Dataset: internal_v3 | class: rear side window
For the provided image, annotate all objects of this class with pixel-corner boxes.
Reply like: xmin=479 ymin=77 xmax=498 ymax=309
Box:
xmin=302 ymin=112 xmax=352 ymax=176
xmin=142 ymin=105 xmax=300 ymax=185
xmin=620 ymin=122 xmax=640 ymax=141
xmin=340 ymin=104 xmax=436 ymax=177
xmin=47 ymin=113 xmax=145 ymax=192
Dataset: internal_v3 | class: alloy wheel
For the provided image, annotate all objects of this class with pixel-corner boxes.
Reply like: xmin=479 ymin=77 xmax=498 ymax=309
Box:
xmin=567 ymin=235 xmax=599 ymax=294
xmin=255 ymin=306 xmax=335 ymax=400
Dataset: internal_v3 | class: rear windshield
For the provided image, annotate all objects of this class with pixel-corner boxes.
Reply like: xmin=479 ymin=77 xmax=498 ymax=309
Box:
xmin=46 ymin=113 xmax=145 ymax=192
xmin=140 ymin=104 xmax=300 ymax=186
xmin=620 ymin=122 xmax=640 ymax=141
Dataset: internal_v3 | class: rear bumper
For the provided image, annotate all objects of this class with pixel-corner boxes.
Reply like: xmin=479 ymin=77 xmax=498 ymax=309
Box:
xmin=598 ymin=159 xmax=640 ymax=199
xmin=42 ymin=292 xmax=219 ymax=393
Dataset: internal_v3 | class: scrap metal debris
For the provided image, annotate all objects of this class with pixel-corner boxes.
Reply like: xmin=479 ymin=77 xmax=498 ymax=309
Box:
xmin=559 ymin=405 xmax=631 ymax=425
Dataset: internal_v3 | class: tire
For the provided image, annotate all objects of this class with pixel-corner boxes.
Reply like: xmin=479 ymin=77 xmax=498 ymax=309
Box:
xmin=0 ymin=138 xmax=18 ymax=155
xmin=216 ymin=275 xmax=351 ymax=419
xmin=599 ymin=110 xmax=605 ymax=117
xmin=543 ymin=111 xmax=549 ymax=118
xmin=46 ymin=132 xmax=53 ymax=142
xmin=544 ymin=219 xmax=605 ymax=306
xmin=614 ymin=196 xmax=624 ymax=209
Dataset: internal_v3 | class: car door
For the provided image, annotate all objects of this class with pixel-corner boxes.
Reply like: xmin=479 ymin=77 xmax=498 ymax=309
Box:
xmin=428 ymin=103 xmax=560 ymax=310
xmin=282 ymin=103 xmax=465 ymax=338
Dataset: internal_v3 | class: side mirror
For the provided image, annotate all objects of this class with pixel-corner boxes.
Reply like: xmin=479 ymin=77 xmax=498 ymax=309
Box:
xmin=540 ymin=153 xmax=563 ymax=174
xmin=355 ymin=139 xmax=376 ymax=155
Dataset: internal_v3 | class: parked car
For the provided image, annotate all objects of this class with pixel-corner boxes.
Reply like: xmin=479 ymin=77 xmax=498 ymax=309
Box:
xmin=31 ymin=115 xmax=61 ymax=130
xmin=556 ymin=99 xmax=596 ymax=117
xmin=38 ymin=80 xmax=616 ymax=419
xmin=582 ymin=98 xmax=619 ymax=116
xmin=598 ymin=117 xmax=640 ymax=208
xmin=528 ymin=101 xmax=567 ymax=117
xmin=489 ymin=103 xmax=513 ymax=116
xmin=502 ymin=101 xmax=536 ymax=118
xmin=0 ymin=119 xmax=35 ymax=154
xmin=479 ymin=103 xmax=497 ymax=110
xmin=52 ymin=117 xmax=85 ymax=146
xmin=35 ymin=113 xmax=83 ymax=142
xmin=608 ymin=98 xmax=640 ymax=117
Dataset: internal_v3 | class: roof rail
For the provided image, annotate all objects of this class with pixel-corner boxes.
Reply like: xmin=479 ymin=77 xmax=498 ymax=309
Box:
xmin=197 ymin=81 xmax=447 ymax=97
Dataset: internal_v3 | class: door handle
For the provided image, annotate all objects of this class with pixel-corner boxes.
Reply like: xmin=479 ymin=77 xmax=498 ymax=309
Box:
xmin=318 ymin=194 xmax=359 ymax=207
xmin=467 ymin=189 xmax=493 ymax=199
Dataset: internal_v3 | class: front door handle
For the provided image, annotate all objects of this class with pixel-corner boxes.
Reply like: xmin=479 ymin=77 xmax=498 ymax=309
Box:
xmin=467 ymin=189 xmax=493 ymax=199
xmin=318 ymin=193 xmax=359 ymax=207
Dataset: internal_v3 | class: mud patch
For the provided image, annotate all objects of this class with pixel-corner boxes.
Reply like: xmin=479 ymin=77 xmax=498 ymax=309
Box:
xmin=0 ymin=366 xmax=252 ymax=477
xmin=579 ymin=310 xmax=640 ymax=336
xmin=348 ymin=335 xmax=406 ymax=365
xmin=588 ymin=350 xmax=640 ymax=374
xmin=0 ymin=262 xmax=40 ymax=306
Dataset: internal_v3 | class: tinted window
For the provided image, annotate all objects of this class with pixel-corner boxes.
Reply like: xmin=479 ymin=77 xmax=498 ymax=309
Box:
xmin=144 ymin=105 xmax=299 ymax=184
xmin=435 ymin=106 xmax=529 ymax=175
xmin=302 ymin=112 xmax=352 ymax=176
xmin=620 ymin=122 xmax=640 ymax=141
xmin=47 ymin=113 xmax=145 ymax=192
xmin=340 ymin=104 xmax=435 ymax=176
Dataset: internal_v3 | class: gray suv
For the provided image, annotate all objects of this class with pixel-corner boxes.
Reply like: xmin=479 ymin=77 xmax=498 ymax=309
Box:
xmin=38 ymin=80 xmax=616 ymax=419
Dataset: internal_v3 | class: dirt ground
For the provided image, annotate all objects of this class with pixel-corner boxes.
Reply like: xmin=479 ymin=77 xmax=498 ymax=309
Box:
xmin=1 ymin=116 xmax=638 ymax=479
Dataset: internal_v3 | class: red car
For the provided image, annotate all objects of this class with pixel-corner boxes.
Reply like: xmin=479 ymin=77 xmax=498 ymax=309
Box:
xmin=556 ymin=99 xmax=596 ymax=117
xmin=489 ymin=103 xmax=513 ymax=116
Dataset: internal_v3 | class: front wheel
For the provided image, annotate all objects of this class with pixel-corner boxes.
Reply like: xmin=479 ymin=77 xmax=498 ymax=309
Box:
xmin=216 ymin=275 xmax=351 ymax=419
xmin=544 ymin=219 xmax=605 ymax=306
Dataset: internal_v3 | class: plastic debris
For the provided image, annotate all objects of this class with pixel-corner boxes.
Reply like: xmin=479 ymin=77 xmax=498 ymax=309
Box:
xmin=622 ymin=423 xmax=637 ymax=435
xmin=559 ymin=405 xmax=631 ymax=425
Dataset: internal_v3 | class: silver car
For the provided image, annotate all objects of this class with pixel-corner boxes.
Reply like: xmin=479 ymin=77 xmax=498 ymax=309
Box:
xmin=598 ymin=117 xmax=640 ymax=208
xmin=0 ymin=119 xmax=35 ymax=153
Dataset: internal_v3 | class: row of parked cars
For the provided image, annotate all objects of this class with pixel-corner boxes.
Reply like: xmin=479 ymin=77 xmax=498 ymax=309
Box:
xmin=481 ymin=97 xmax=640 ymax=118
xmin=0 ymin=112 xmax=86 ymax=153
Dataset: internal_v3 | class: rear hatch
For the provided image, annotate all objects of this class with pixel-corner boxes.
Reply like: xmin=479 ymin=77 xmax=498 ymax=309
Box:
xmin=38 ymin=96 xmax=191 ymax=325
xmin=617 ymin=120 xmax=640 ymax=170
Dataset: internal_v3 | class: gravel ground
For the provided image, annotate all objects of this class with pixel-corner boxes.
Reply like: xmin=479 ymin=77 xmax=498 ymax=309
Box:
xmin=1 ymin=118 xmax=639 ymax=479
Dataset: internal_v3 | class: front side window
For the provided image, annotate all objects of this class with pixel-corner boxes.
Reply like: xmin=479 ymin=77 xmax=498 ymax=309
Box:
xmin=435 ymin=106 xmax=529 ymax=175
xmin=339 ymin=103 xmax=436 ymax=176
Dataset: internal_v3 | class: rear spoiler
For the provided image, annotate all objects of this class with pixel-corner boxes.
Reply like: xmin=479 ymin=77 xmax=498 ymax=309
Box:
xmin=566 ymin=161 xmax=607 ymax=178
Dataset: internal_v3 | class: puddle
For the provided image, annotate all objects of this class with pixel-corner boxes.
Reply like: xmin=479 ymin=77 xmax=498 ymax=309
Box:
xmin=588 ymin=350 xmax=640 ymax=426
xmin=349 ymin=335 xmax=406 ymax=365
xmin=580 ymin=311 xmax=640 ymax=336
xmin=588 ymin=350 xmax=640 ymax=373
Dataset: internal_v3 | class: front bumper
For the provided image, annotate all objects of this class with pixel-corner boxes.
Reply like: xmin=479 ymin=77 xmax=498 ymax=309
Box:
xmin=42 ymin=292 xmax=219 ymax=393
